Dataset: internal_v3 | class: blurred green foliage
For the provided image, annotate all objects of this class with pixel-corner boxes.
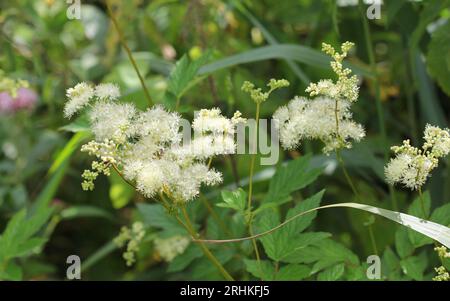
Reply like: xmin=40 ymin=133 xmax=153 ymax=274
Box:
xmin=0 ymin=0 xmax=449 ymax=280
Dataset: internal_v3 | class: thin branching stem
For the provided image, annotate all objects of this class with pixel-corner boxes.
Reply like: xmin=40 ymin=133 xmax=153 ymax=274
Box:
xmin=111 ymin=163 xmax=137 ymax=190
xmin=418 ymin=187 xmax=428 ymax=218
xmin=194 ymin=203 xmax=352 ymax=244
xmin=106 ymin=1 xmax=153 ymax=107
xmin=199 ymin=193 xmax=233 ymax=237
xmin=358 ymin=0 xmax=398 ymax=211
xmin=247 ymin=101 xmax=262 ymax=268
xmin=336 ymin=150 xmax=378 ymax=255
xmin=156 ymin=192 xmax=233 ymax=280
xmin=180 ymin=205 xmax=234 ymax=281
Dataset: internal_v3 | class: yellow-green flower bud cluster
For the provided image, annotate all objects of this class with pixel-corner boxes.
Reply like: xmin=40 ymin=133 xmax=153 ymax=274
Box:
xmin=385 ymin=125 xmax=450 ymax=190
xmin=242 ymin=78 xmax=289 ymax=104
xmin=306 ymin=42 xmax=359 ymax=102
xmin=153 ymin=235 xmax=190 ymax=262
xmin=114 ymin=222 xmax=146 ymax=266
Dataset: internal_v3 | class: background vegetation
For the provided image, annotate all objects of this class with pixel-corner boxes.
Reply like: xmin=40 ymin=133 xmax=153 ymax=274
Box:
xmin=0 ymin=0 xmax=449 ymax=280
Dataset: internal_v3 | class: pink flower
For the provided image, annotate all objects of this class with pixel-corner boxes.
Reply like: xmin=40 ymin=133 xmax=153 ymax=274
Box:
xmin=13 ymin=87 xmax=38 ymax=110
xmin=0 ymin=88 xmax=38 ymax=114
xmin=0 ymin=92 xmax=14 ymax=113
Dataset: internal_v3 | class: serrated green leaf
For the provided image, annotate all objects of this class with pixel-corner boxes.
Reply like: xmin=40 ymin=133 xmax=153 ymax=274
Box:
xmin=244 ymin=259 xmax=274 ymax=280
xmin=400 ymin=253 xmax=428 ymax=281
xmin=0 ymin=210 xmax=26 ymax=258
xmin=427 ymin=16 xmax=450 ymax=96
xmin=395 ymin=227 xmax=415 ymax=259
xmin=431 ymin=203 xmax=450 ymax=227
xmin=282 ymin=238 xmax=359 ymax=274
xmin=276 ymin=264 xmax=311 ymax=280
xmin=256 ymin=210 xmax=286 ymax=261
xmin=191 ymin=248 xmax=234 ymax=280
xmin=163 ymin=53 xmax=209 ymax=108
xmin=280 ymin=232 xmax=331 ymax=262
xmin=407 ymin=191 xmax=433 ymax=248
xmin=137 ymin=203 xmax=185 ymax=237
xmin=0 ymin=206 xmax=52 ymax=262
xmin=15 ymin=238 xmax=47 ymax=257
xmin=257 ymin=191 xmax=324 ymax=262
xmin=284 ymin=190 xmax=324 ymax=236
xmin=263 ymin=155 xmax=322 ymax=204
xmin=317 ymin=263 xmax=345 ymax=281
xmin=217 ymin=188 xmax=247 ymax=212
xmin=167 ymin=244 xmax=202 ymax=273
xmin=382 ymin=247 xmax=402 ymax=280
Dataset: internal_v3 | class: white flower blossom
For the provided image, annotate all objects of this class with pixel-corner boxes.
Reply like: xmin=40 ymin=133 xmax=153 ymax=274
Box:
xmin=273 ymin=96 xmax=365 ymax=154
xmin=385 ymin=125 xmax=450 ymax=190
xmin=134 ymin=105 xmax=181 ymax=145
xmin=64 ymin=82 xmax=94 ymax=118
xmin=136 ymin=160 xmax=169 ymax=197
xmin=71 ymin=87 xmax=241 ymax=202
xmin=94 ymin=83 xmax=121 ymax=100
xmin=89 ymin=101 xmax=137 ymax=143
xmin=193 ymin=108 xmax=235 ymax=135
xmin=273 ymin=42 xmax=364 ymax=154
xmin=154 ymin=235 xmax=190 ymax=262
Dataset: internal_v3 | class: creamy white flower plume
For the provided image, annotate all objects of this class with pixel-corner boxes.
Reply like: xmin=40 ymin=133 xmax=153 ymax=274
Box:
xmin=385 ymin=125 xmax=450 ymax=190
xmin=73 ymin=93 xmax=238 ymax=202
xmin=273 ymin=96 xmax=365 ymax=153
xmin=154 ymin=235 xmax=190 ymax=262
xmin=134 ymin=105 xmax=181 ymax=145
xmin=64 ymin=82 xmax=94 ymax=118
xmin=273 ymin=42 xmax=364 ymax=154
xmin=95 ymin=83 xmax=121 ymax=100
xmin=89 ymin=101 xmax=137 ymax=143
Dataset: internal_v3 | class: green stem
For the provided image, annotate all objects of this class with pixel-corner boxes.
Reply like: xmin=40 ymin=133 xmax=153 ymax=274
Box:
xmin=368 ymin=224 xmax=378 ymax=255
xmin=200 ymin=194 xmax=233 ymax=237
xmin=247 ymin=102 xmax=260 ymax=210
xmin=247 ymin=101 xmax=262 ymax=268
xmin=336 ymin=150 xmax=378 ymax=256
xmin=180 ymin=206 xmax=234 ymax=281
xmin=418 ymin=187 xmax=427 ymax=218
xmin=106 ymin=1 xmax=153 ymax=107
xmin=336 ymin=150 xmax=359 ymax=199
xmin=359 ymin=0 xmax=398 ymax=211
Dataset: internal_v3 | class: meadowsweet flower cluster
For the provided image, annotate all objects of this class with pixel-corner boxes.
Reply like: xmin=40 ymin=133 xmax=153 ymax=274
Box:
xmin=385 ymin=125 xmax=450 ymax=190
xmin=433 ymin=266 xmax=450 ymax=281
xmin=64 ymin=82 xmax=121 ymax=118
xmin=435 ymin=246 xmax=450 ymax=259
xmin=273 ymin=96 xmax=365 ymax=153
xmin=153 ymin=235 xmax=190 ymax=262
xmin=64 ymin=83 xmax=245 ymax=203
xmin=114 ymin=222 xmax=146 ymax=266
xmin=433 ymin=246 xmax=450 ymax=281
xmin=305 ymin=42 xmax=359 ymax=102
xmin=181 ymin=108 xmax=246 ymax=159
xmin=273 ymin=42 xmax=364 ymax=154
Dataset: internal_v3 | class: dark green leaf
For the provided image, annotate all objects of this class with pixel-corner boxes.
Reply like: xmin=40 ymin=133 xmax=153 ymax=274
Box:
xmin=317 ymin=263 xmax=345 ymax=281
xmin=263 ymin=155 xmax=322 ymax=204
xmin=276 ymin=264 xmax=311 ymax=280
xmin=217 ymin=188 xmax=247 ymax=212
